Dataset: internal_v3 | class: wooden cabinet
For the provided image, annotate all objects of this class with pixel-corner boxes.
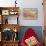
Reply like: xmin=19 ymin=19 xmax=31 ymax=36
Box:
xmin=0 ymin=7 xmax=19 ymax=46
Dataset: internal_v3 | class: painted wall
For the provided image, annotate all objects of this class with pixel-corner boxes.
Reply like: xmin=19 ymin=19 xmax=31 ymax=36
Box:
xmin=19 ymin=0 xmax=44 ymax=26
xmin=0 ymin=0 xmax=44 ymax=26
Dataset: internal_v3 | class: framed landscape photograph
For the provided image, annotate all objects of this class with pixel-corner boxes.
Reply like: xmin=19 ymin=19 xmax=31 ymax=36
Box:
xmin=23 ymin=8 xmax=38 ymax=20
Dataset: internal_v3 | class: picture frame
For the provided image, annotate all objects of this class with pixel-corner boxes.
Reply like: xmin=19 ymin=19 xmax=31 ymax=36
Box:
xmin=9 ymin=10 xmax=18 ymax=15
xmin=23 ymin=8 xmax=38 ymax=20
xmin=2 ymin=10 xmax=9 ymax=15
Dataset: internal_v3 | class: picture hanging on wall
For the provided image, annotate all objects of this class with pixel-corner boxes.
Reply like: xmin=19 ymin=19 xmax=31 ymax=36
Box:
xmin=23 ymin=8 xmax=38 ymax=20
xmin=2 ymin=10 xmax=9 ymax=15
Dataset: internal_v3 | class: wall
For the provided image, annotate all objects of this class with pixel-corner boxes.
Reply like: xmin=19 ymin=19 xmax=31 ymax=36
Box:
xmin=0 ymin=0 xmax=44 ymax=26
xmin=19 ymin=0 xmax=44 ymax=26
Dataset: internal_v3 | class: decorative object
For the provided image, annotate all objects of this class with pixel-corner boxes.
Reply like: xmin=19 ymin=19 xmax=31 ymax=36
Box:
xmin=9 ymin=10 xmax=18 ymax=15
xmin=2 ymin=10 xmax=9 ymax=15
xmin=14 ymin=28 xmax=17 ymax=32
xmin=15 ymin=0 xmax=17 ymax=7
xmin=23 ymin=8 xmax=38 ymax=20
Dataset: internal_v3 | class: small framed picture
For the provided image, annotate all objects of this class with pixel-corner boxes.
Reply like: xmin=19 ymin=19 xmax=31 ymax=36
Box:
xmin=9 ymin=10 xmax=18 ymax=15
xmin=2 ymin=10 xmax=9 ymax=15
xmin=23 ymin=8 xmax=38 ymax=20
xmin=10 ymin=11 xmax=15 ymax=15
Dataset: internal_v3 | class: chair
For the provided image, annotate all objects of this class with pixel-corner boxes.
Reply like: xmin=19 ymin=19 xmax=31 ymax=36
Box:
xmin=21 ymin=28 xmax=41 ymax=46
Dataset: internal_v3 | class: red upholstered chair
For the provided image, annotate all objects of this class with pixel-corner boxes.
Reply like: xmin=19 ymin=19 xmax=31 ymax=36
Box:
xmin=21 ymin=28 xmax=41 ymax=46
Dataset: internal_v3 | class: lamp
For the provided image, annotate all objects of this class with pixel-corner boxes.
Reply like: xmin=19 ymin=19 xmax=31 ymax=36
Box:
xmin=15 ymin=0 xmax=17 ymax=7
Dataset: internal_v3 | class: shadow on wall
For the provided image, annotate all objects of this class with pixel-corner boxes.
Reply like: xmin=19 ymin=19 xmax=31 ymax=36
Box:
xmin=18 ymin=26 xmax=44 ymax=44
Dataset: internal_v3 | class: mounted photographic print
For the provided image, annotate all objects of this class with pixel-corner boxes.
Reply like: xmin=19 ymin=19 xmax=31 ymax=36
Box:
xmin=2 ymin=10 xmax=9 ymax=15
xmin=23 ymin=8 xmax=38 ymax=20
